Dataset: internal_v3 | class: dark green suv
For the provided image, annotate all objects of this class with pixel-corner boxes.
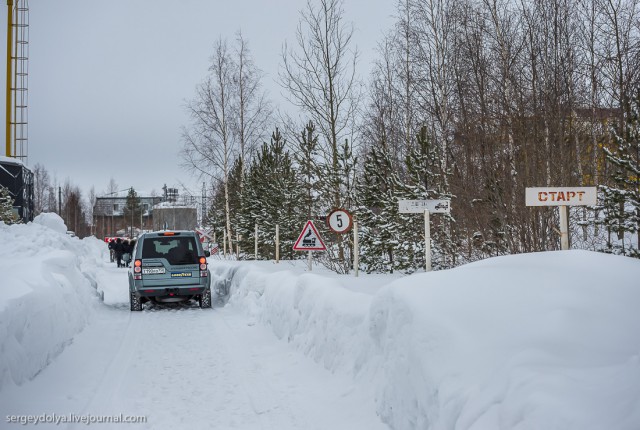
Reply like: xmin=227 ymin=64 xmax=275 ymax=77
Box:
xmin=128 ymin=231 xmax=212 ymax=311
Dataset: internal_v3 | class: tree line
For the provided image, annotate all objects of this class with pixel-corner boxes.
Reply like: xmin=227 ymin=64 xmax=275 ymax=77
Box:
xmin=184 ymin=0 xmax=640 ymax=272
xmin=12 ymin=163 xmax=97 ymax=237
xmin=1 ymin=164 xmax=132 ymax=239
xmin=5 ymin=0 xmax=636 ymax=266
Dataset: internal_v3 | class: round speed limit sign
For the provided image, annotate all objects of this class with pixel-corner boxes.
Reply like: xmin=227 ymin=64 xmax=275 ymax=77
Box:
xmin=327 ymin=208 xmax=353 ymax=234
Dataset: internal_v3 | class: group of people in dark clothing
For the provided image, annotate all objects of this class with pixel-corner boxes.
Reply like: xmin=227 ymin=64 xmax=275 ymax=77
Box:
xmin=108 ymin=238 xmax=136 ymax=268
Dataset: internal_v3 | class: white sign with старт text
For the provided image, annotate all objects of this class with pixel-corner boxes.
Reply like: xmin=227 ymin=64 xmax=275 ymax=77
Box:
xmin=525 ymin=187 xmax=597 ymax=206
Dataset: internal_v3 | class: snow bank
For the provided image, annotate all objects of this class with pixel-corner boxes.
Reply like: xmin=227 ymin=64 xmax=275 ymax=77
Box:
xmin=211 ymin=251 xmax=640 ymax=430
xmin=0 ymin=214 xmax=106 ymax=389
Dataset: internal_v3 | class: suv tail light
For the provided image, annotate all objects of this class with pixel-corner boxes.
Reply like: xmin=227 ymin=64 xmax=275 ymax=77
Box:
xmin=199 ymin=256 xmax=208 ymax=277
xmin=133 ymin=259 xmax=142 ymax=280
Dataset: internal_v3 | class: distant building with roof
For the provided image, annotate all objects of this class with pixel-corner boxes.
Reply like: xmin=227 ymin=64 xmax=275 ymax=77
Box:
xmin=93 ymin=185 xmax=197 ymax=238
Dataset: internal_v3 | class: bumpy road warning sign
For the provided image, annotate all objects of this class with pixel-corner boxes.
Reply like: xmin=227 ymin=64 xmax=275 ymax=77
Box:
xmin=293 ymin=220 xmax=326 ymax=251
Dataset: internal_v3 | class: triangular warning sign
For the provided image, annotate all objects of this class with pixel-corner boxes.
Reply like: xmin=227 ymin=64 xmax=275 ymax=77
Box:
xmin=293 ymin=220 xmax=327 ymax=251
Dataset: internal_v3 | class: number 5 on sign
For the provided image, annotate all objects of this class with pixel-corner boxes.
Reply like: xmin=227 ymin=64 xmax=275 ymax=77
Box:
xmin=327 ymin=208 xmax=353 ymax=234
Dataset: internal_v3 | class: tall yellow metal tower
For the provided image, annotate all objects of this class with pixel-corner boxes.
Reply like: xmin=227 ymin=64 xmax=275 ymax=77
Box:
xmin=5 ymin=0 xmax=28 ymax=160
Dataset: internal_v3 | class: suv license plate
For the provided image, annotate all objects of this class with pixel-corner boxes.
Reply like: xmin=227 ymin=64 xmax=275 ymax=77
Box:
xmin=142 ymin=267 xmax=166 ymax=275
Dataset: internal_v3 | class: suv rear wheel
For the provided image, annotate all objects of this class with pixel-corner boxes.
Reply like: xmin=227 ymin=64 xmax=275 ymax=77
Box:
xmin=130 ymin=291 xmax=143 ymax=311
xmin=199 ymin=288 xmax=212 ymax=308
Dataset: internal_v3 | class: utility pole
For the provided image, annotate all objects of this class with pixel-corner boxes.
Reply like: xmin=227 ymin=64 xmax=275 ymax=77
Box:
xmin=5 ymin=0 xmax=13 ymax=157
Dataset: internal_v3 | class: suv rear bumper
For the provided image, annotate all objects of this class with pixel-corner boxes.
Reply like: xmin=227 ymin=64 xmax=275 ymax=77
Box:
xmin=134 ymin=286 xmax=207 ymax=298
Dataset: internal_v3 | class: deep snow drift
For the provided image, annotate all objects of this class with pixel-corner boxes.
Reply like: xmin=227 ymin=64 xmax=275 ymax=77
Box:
xmin=0 ymin=214 xmax=104 ymax=389
xmin=1 ymin=215 xmax=639 ymax=430
xmin=213 ymin=252 xmax=640 ymax=430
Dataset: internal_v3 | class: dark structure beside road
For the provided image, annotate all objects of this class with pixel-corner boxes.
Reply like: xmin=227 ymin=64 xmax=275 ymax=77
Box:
xmin=0 ymin=157 xmax=34 ymax=223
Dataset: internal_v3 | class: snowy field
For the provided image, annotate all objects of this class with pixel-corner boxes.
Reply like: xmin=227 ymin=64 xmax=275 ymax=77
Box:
xmin=1 ymin=214 xmax=639 ymax=430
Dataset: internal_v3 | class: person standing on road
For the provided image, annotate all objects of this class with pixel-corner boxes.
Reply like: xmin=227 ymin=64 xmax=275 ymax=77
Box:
xmin=114 ymin=238 xmax=125 ymax=268
xmin=128 ymin=239 xmax=136 ymax=266
xmin=123 ymin=239 xmax=135 ymax=267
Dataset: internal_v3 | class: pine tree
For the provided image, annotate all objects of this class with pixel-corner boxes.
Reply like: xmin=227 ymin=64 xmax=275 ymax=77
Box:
xmin=397 ymin=126 xmax=456 ymax=270
xmin=240 ymin=129 xmax=306 ymax=259
xmin=601 ymin=97 xmax=640 ymax=257
xmin=294 ymin=121 xmax=321 ymax=220
xmin=0 ymin=185 xmax=20 ymax=224
xmin=357 ymin=127 xmax=455 ymax=274
xmin=356 ymin=142 xmax=401 ymax=273
xmin=123 ymin=187 xmax=142 ymax=235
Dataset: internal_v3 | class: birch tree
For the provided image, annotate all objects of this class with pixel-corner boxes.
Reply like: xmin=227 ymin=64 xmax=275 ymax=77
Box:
xmin=183 ymin=35 xmax=270 ymax=255
xmin=233 ymin=31 xmax=272 ymax=178
xmin=280 ymin=0 xmax=362 ymax=266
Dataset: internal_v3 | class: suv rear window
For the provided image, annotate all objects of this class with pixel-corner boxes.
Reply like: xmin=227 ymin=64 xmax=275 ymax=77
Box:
xmin=142 ymin=236 xmax=199 ymax=265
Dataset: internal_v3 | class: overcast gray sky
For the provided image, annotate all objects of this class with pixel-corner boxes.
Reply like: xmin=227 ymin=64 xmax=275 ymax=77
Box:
xmin=1 ymin=0 xmax=395 ymax=199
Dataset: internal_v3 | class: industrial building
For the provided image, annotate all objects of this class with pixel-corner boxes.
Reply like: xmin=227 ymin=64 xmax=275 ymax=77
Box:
xmin=93 ymin=187 xmax=198 ymax=239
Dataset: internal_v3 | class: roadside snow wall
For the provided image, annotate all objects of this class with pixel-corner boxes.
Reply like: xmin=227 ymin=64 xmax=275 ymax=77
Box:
xmin=210 ymin=251 xmax=640 ymax=430
xmin=0 ymin=214 xmax=104 ymax=389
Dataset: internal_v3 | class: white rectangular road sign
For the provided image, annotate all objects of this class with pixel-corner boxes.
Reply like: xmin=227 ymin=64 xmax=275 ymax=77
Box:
xmin=525 ymin=187 xmax=597 ymax=206
xmin=398 ymin=199 xmax=451 ymax=214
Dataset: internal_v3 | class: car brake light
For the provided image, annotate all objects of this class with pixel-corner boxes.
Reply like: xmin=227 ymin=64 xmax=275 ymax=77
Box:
xmin=134 ymin=260 xmax=142 ymax=267
xmin=199 ymin=256 xmax=207 ymax=271
xmin=162 ymin=232 xmax=175 ymax=236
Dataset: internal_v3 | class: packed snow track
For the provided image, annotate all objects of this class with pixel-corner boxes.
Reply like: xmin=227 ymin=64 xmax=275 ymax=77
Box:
xmin=0 ymin=265 xmax=386 ymax=430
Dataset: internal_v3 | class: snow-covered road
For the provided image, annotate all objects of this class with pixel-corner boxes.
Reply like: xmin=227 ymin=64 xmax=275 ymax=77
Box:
xmin=0 ymin=265 xmax=387 ymax=430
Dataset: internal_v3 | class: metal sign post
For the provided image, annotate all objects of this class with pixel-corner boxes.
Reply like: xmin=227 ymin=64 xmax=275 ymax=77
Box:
xmin=399 ymin=199 xmax=450 ymax=272
xmin=326 ymin=208 xmax=357 ymax=276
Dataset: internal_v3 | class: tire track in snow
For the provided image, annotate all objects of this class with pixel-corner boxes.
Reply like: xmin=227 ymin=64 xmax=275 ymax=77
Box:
xmin=79 ymin=310 xmax=145 ymax=417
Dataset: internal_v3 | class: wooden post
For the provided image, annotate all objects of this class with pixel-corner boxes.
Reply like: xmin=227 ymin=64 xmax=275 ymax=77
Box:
xmin=353 ymin=220 xmax=359 ymax=277
xmin=424 ymin=209 xmax=431 ymax=272
xmin=559 ymin=205 xmax=569 ymax=250
xmin=275 ymin=224 xmax=280 ymax=263
xmin=223 ymin=231 xmax=226 ymax=257
xmin=255 ymin=223 xmax=258 ymax=260
xmin=237 ymin=234 xmax=241 ymax=258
